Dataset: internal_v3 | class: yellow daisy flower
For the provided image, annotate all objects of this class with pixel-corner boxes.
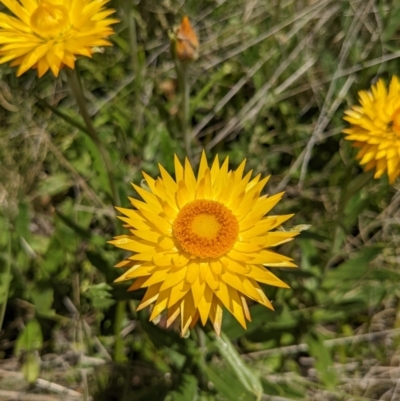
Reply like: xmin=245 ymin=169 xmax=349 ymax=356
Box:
xmin=110 ymin=153 xmax=298 ymax=336
xmin=0 ymin=0 xmax=118 ymax=77
xmin=343 ymin=76 xmax=400 ymax=184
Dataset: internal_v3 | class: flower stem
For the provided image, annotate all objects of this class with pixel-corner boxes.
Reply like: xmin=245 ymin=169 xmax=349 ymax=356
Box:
xmin=125 ymin=4 xmax=145 ymax=133
xmin=175 ymin=60 xmax=192 ymax=159
xmin=113 ymin=300 xmax=127 ymax=362
xmin=126 ymin=4 xmax=139 ymax=77
xmin=65 ymin=68 xmax=120 ymax=206
xmin=181 ymin=64 xmax=192 ymax=159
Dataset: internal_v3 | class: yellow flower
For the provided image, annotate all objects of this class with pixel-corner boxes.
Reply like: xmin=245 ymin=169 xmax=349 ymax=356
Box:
xmin=343 ymin=76 xmax=400 ymax=184
xmin=0 ymin=0 xmax=118 ymax=77
xmin=110 ymin=153 xmax=298 ymax=336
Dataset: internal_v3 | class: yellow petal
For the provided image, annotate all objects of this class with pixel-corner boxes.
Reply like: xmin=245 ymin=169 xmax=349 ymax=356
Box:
xmin=247 ymin=265 xmax=290 ymax=288
xmin=191 ymin=278 xmax=206 ymax=308
xmin=197 ymin=150 xmax=209 ymax=182
xmin=198 ymin=285 xmax=213 ymax=325
xmin=136 ymin=284 xmax=162 ymax=311
xmin=209 ymin=298 xmax=223 ymax=336
xmin=159 ymin=267 xmax=187 ymax=292
xmin=185 ymin=261 xmax=200 ymax=284
xmin=184 ymin=157 xmax=197 ymax=197
xmin=181 ymin=293 xmax=196 ymax=336
xmin=149 ymin=289 xmax=170 ymax=321
xmin=168 ymin=280 xmax=191 ymax=308
xmin=174 ymin=154 xmax=184 ymax=182
xmin=166 ymin=303 xmax=181 ymax=327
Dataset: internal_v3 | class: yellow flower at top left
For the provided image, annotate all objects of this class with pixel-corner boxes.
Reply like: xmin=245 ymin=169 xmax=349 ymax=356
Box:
xmin=0 ymin=0 xmax=118 ymax=77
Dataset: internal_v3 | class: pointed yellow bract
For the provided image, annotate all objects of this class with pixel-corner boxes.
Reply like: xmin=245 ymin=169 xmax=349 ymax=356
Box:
xmin=110 ymin=153 xmax=298 ymax=336
xmin=343 ymin=76 xmax=400 ymax=184
xmin=0 ymin=0 xmax=118 ymax=77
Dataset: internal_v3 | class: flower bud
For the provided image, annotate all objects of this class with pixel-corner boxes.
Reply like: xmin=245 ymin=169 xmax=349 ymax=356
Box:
xmin=173 ymin=16 xmax=199 ymax=62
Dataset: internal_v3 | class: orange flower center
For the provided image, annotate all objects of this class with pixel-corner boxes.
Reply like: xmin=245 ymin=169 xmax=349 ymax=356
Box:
xmin=173 ymin=199 xmax=239 ymax=258
xmin=30 ymin=1 xmax=69 ymax=38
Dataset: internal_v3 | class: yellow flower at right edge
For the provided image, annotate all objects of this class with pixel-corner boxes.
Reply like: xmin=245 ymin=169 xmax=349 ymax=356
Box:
xmin=343 ymin=76 xmax=400 ymax=184
xmin=110 ymin=152 xmax=299 ymax=336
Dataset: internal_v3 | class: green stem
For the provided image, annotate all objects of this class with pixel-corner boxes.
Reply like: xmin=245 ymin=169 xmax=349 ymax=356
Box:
xmin=182 ymin=64 xmax=191 ymax=159
xmin=35 ymin=96 xmax=89 ymax=135
xmin=174 ymin=59 xmax=192 ymax=159
xmin=113 ymin=300 xmax=127 ymax=362
xmin=126 ymin=5 xmax=145 ymax=134
xmin=65 ymin=68 xmax=120 ymax=206
xmin=126 ymin=5 xmax=139 ymax=77
xmin=195 ymin=325 xmax=206 ymax=351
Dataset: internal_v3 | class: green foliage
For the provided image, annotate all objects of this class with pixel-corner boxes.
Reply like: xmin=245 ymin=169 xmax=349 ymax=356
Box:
xmin=205 ymin=364 xmax=256 ymax=401
xmin=214 ymin=333 xmax=263 ymax=399
xmin=14 ymin=320 xmax=43 ymax=383
xmin=306 ymin=334 xmax=337 ymax=390
xmin=1 ymin=0 xmax=400 ymax=399
xmin=165 ymin=374 xmax=198 ymax=401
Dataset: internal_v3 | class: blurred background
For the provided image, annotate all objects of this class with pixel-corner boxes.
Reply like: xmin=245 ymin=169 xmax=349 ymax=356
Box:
xmin=1 ymin=0 xmax=400 ymax=400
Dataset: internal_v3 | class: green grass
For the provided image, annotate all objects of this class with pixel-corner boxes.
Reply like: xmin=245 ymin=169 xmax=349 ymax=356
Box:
xmin=1 ymin=0 xmax=400 ymax=400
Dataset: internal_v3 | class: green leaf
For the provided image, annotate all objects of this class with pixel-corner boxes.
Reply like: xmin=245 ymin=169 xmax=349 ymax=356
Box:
xmin=0 ymin=248 xmax=12 ymax=305
xmin=84 ymin=283 xmax=116 ymax=310
xmin=383 ymin=3 xmax=400 ymax=40
xmin=222 ymin=304 xmax=279 ymax=340
xmin=86 ymin=250 xmax=117 ymax=282
xmin=299 ymin=238 xmax=320 ymax=271
xmin=340 ymin=171 xmax=373 ymax=211
xmin=204 ymin=364 xmax=255 ymax=401
xmin=312 ymin=309 xmax=346 ymax=323
xmin=37 ymin=173 xmax=73 ymax=196
xmin=369 ymin=268 xmax=400 ymax=281
xmin=35 ymin=97 xmax=89 ymax=134
xmin=53 ymin=203 xmax=80 ymax=253
xmin=42 ymin=239 xmax=65 ymax=274
xmin=15 ymin=201 xmax=30 ymax=239
xmin=306 ymin=335 xmax=337 ymax=390
xmin=261 ymin=378 xmax=305 ymax=400
xmin=82 ymin=134 xmax=110 ymax=195
xmin=15 ymin=319 xmax=43 ymax=356
xmin=214 ymin=333 xmax=262 ymax=399
xmin=165 ymin=374 xmax=198 ymax=401
xmin=31 ymin=286 xmax=54 ymax=316
xmin=22 ymin=352 xmax=41 ymax=384
xmin=55 ymin=209 xmax=92 ymax=240
xmin=323 ymin=246 xmax=382 ymax=288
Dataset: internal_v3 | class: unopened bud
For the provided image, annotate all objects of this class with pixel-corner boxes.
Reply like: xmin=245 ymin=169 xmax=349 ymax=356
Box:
xmin=173 ymin=16 xmax=199 ymax=62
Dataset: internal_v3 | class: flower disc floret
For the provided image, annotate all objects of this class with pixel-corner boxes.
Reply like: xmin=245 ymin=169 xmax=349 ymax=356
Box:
xmin=110 ymin=152 xmax=299 ymax=336
xmin=30 ymin=1 xmax=69 ymax=37
xmin=173 ymin=199 xmax=239 ymax=258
